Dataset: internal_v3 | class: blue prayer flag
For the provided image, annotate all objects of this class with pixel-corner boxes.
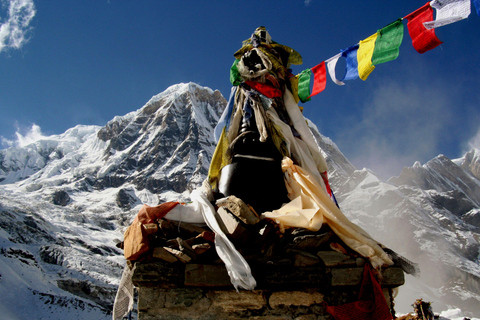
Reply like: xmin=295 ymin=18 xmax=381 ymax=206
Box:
xmin=340 ymin=44 xmax=359 ymax=81
xmin=474 ymin=0 xmax=480 ymax=16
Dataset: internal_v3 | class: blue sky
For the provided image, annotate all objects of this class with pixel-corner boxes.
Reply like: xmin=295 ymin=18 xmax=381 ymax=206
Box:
xmin=1 ymin=0 xmax=480 ymax=179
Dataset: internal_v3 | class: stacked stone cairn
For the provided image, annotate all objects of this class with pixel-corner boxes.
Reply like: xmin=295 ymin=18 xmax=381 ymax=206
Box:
xmin=124 ymin=195 xmax=404 ymax=319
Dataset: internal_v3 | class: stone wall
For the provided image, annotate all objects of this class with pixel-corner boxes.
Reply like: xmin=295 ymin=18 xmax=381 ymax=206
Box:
xmin=132 ymin=256 xmax=404 ymax=319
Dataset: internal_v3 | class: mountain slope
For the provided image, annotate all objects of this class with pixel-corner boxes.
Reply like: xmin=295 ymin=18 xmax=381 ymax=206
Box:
xmin=1 ymin=82 xmax=479 ymax=319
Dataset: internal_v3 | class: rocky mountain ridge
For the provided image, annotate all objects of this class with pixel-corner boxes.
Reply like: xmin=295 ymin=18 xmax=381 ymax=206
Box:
xmin=0 ymin=82 xmax=479 ymax=319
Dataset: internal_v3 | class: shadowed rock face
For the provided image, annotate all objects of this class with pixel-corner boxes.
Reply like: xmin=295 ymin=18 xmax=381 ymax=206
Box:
xmin=95 ymin=84 xmax=226 ymax=194
xmin=52 ymin=190 xmax=71 ymax=206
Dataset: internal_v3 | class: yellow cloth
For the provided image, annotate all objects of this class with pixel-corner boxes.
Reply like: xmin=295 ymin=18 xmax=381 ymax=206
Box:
xmin=358 ymin=33 xmax=378 ymax=81
xmin=262 ymin=157 xmax=394 ymax=268
xmin=207 ymin=127 xmax=230 ymax=190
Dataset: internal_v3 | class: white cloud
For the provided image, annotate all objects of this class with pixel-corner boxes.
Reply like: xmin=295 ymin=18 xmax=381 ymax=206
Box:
xmin=467 ymin=127 xmax=480 ymax=151
xmin=1 ymin=123 xmax=45 ymax=148
xmin=337 ymin=79 xmax=454 ymax=179
xmin=0 ymin=0 xmax=36 ymax=53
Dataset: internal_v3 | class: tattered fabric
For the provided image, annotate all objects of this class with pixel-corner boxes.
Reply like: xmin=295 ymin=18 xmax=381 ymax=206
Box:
xmin=423 ymin=0 xmax=471 ymax=29
xmin=262 ymin=157 xmax=393 ymax=269
xmin=404 ymin=2 xmax=443 ymax=54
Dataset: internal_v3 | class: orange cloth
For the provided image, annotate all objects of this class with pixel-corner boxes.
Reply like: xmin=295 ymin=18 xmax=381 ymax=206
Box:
xmin=262 ymin=157 xmax=393 ymax=268
xmin=134 ymin=202 xmax=180 ymax=224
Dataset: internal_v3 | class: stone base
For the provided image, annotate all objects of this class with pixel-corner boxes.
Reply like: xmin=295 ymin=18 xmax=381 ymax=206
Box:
xmin=133 ymin=261 xmax=404 ymax=320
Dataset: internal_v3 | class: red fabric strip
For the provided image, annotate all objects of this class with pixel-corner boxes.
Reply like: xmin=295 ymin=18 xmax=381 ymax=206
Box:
xmin=404 ymin=2 xmax=443 ymax=54
xmin=245 ymin=81 xmax=283 ymax=98
xmin=309 ymin=61 xmax=327 ymax=98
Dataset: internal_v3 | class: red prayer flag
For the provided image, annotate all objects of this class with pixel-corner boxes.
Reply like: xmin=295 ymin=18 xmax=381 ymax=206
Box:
xmin=404 ymin=2 xmax=443 ymax=54
xmin=326 ymin=264 xmax=393 ymax=320
xmin=308 ymin=61 xmax=327 ymax=98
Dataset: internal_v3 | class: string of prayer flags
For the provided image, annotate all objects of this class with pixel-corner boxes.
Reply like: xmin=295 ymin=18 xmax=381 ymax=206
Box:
xmin=278 ymin=0 xmax=479 ymax=102
xmin=404 ymin=2 xmax=443 ymax=54
xmin=472 ymin=0 xmax=480 ymax=16
xmin=357 ymin=33 xmax=378 ymax=80
xmin=371 ymin=19 xmax=404 ymax=65
xmin=340 ymin=44 xmax=360 ymax=81
xmin=326 ymin=53 xmax=345 ymax=86
xmin=424 ymin=0 xmax=471 ymax=29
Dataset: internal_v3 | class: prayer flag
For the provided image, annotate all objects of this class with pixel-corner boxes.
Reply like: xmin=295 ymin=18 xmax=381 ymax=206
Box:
xmin=308 ymin=61 xmax=327 ymax=98
xmin=357 ymin=33 xmax=378 ymax=81
xmin=340 ymin=44 xmax=359 ymax=81
xmin=325 ymin=53 xmax=345 ymax=86
xmin=424 ymin=0 xmax=471 ymax=29
xmin=297 ymin=69 xmax=312 ymax=103
xmin=404 ymin=2 xmax=443 ymax=54
xmin=474 ymin=0 xmax=480 ymax=16
xmin=372 ymin=19 xmax=404 ymax=65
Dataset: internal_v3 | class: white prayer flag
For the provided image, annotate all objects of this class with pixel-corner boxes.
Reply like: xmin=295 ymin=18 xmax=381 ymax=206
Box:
xmin=325 ymin=53 xmax=345 ymax=86
xmin=424 ymin=0 xmax=471 ymax=29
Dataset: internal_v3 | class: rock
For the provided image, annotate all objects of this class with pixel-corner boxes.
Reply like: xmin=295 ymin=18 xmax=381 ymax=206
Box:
xmin=152 ymin=247 xmax=178 ymax=263
xmin=316 ymin=251 xmax=357 ymax=267
xmin=116 ymin=188 xmax=138 ymax=210
xmin=216 ymin=195 xmax=260 ymax=225
xmin=291 ymin=232 xmax=333 ymax=250
xmin=269 ymin=291 xmax=324 ymax=308
xmin=207 ymin=290 xmax=266 ymax=312
xmin=184 ymin=264 xmax=231 ymax=287
xmin=215 ymin=207 xmax=247 ymax=242
xmin=164 ymin=247 xmax=192 ymax=263
xmin=52 ymin=190 xmax=70 ymax=206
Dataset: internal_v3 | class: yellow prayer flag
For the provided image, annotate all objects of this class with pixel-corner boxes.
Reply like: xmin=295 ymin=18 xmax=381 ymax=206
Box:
xmin=357 ymin=33 xmax=378 ymax=81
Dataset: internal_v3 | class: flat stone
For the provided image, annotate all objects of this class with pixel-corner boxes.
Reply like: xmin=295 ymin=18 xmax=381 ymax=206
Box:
xmin=331 ymin=267 xmax=363 ymax=286
xmin=269 ymin=291 xmax=324 ymax=308
xmin=291 ymin=232 xmax=333 ymax=250
xmin=380 ymin=267 xmax=405 ymax=287
xmin=216 ymin=207 xmax=247 ymax=241
xmin=184 ymin=264 xmax=231 ymax=287
xmin=170 ymin=220 xmax=209 ymax=235
xmin=330 ymin=266 xmax=404 ymax=287
xmin=292 ymin=251 xmax=320 ymax=267
xmin=152 ymin=247 xmax=178 ymax=263
xmin=164 ymin=247 xmax=192 ymax=263
xmin=132 ymin=261 xmax=184 ymax=287
xmin=137 ymin=287 xmax=166 ymax=311
xmin=216 ymin=195 xmax=260 ymax=225
xmin=317 ymin=251 xmax=357 ymax=267
xmin=256 ymin=264 xmax=328 ymax=288
xmin=207 ymin=290 xmax=266 ymax=312
xmin=164 ymin=288 xmax=204 ymax=308
xmin=191 ymin=243 xmax=211 ymax=255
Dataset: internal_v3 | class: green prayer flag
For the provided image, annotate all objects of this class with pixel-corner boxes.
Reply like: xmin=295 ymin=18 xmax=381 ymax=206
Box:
xmin=298 ymin=69 xmax=312 ymax=103
xmin=372 ymin=19 xmax=404 ymax=66
xmin=230 ymin=59 xmax=242 ymax=86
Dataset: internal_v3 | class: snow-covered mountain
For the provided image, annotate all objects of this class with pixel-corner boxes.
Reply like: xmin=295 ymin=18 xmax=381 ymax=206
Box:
xmin=1 ymin=82 xmax=479 ymax=319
